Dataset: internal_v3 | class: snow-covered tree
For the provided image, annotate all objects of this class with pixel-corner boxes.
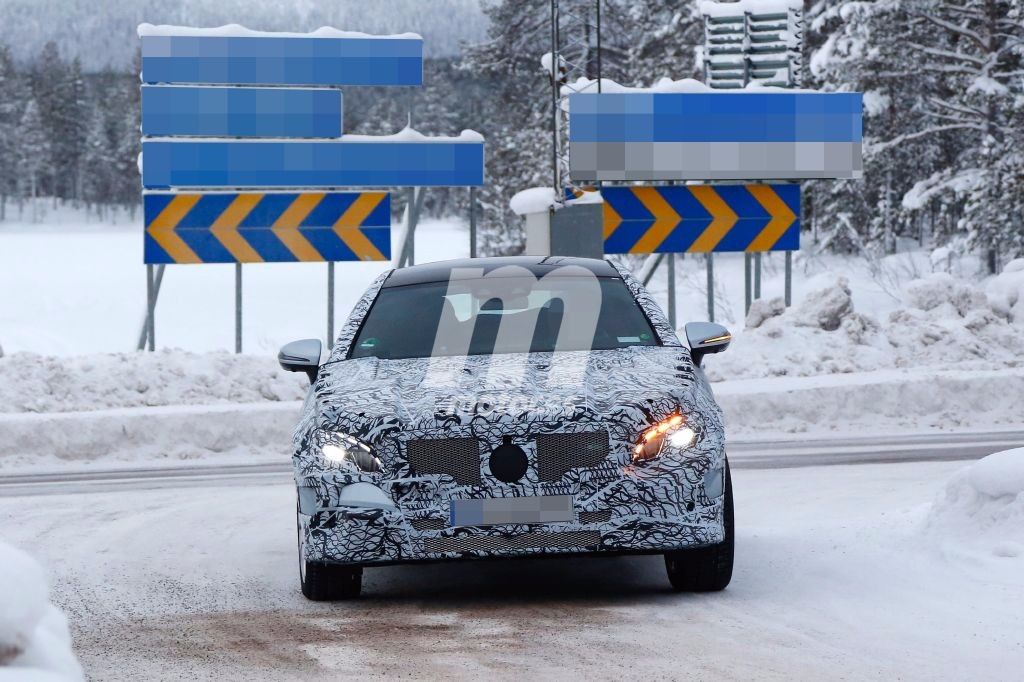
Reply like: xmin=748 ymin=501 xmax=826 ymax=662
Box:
xmin=17 ymin=98 xmax=51 ymax=220
xmin=0 ymin=44 xmax=22 ymax=219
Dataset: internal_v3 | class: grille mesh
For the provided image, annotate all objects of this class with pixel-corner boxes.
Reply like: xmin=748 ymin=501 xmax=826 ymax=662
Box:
xmin=424 ymin=531 xmax=601 ymax=554
xmin=535 ymin=431 xmax=610 ymax=482
xmin=406 ymin=437 xmax=481 ymax=486
xmin=578 ymin=510 xmax=612 ymax=524
xmin=410 ymin=518 xmax=448 ymax=531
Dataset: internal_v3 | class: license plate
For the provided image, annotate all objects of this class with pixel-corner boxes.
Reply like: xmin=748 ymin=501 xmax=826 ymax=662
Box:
xmin=449 ymin=495 xmax=574 ymax=527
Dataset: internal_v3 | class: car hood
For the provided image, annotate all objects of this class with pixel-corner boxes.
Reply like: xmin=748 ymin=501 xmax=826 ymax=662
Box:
xmin=308 ymin=346 xmax=715 ymax=446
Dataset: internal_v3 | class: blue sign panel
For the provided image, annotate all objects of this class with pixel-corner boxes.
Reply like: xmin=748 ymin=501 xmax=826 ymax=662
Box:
xmin=141 ymin=140 xmax=485 ymax=188
xmin=141 ymin=34 xmax=423 ymax=86
xmin=597 ymin=184 xmax=800 ymax=254
xmin=569 ymin=92 xmax=862 ymax=181
xmin=141 ymin=86 xmax=343 ymax=138
xmin=143 ymin=191 xmax=390 ymax=264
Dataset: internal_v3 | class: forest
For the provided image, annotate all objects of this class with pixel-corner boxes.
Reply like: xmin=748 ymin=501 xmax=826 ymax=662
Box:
xmin=0 ymin=0 xmax=1021 ymax=267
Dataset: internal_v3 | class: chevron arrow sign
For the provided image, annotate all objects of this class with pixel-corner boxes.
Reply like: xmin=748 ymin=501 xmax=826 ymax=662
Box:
xmin=143 ymin=192 xmax=390 ymax=264
xmin=599 ymin=184 xmax=800 ymax=254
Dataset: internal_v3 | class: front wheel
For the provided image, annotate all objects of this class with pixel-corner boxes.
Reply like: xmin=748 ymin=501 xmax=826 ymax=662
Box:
xmin=297 ymin=504 xmax=363 ymax=600
xmin=664 ymin=462 xmax=734 ymax=592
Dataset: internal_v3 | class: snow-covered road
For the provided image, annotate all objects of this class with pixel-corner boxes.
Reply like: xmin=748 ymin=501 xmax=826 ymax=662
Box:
xmin=1 ymin=460 xmax=1021 ymax=680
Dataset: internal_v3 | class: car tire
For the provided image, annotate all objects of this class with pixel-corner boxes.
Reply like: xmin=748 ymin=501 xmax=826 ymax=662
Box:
xmin=664 ymin=462 xmax=734 ymax=592
xmin=297 ymin=504 xmax=363 ymax=600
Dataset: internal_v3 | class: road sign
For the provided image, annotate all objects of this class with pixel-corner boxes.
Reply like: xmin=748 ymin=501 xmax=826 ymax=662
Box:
xmin=143 ymin=192 xmax=390 ymax=264
xmin=139 ymin=29 xmax=423 ymax=86
xmin=600 ymin=184 xmax=800 ymax=254
xmin=568 ymin=92 xmax=862 ymax=181
xmin=141 ymin=86 xmax=343 ymax=138
xmin=141 ymin=138 xmax=485 ymax=189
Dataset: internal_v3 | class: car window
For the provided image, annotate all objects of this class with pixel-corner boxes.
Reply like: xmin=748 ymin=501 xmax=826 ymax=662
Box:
xmin=350 ymin=276 xmax=659 ymax=360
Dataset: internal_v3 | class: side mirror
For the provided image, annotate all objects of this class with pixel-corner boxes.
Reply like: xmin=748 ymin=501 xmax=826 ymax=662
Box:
xmin=278 ymin=339 xmax=322 ymax=383
xmin=684 ymin=322 xmax=731 ymax=368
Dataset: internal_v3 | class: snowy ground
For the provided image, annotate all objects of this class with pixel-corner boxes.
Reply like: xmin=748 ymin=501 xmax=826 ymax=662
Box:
xmin=1 ymin=459 xmax=1021 ymax=680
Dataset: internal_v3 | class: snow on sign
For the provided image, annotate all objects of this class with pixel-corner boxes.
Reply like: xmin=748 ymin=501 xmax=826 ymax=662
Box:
xmin=597 ymin=184 xmax=800 ymax=254
xmin=568 ymin=91 xmax=862 ymax=181
xmin=139 ymin=24 xmax=423 ymax=87
xmin=143 ymin=192 xmax=391 ymax=264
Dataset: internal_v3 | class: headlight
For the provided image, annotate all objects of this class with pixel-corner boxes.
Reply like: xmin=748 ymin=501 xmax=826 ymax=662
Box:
xmin=633 ymin=413 xmax=697 ymax=464
xmin=320 ymin=433 xmax=382 ymax=473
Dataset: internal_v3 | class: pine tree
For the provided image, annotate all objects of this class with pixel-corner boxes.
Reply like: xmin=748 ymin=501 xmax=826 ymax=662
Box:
xmin=0 ymin=44 xmax=21 ymax=220
xmin=17 ymin=97 xmax=51 ymax=221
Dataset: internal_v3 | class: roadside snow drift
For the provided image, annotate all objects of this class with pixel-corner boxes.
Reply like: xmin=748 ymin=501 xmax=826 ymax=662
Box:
xmin=711 ymin=271 xmax=1024 ymax=380
xmin=924 ymin=448 xmax=1024 ymax=559
xmin=0 ymin=541 xmax=83 ymax=681
xmin=0 ymin=351 xmax=306 ymax=414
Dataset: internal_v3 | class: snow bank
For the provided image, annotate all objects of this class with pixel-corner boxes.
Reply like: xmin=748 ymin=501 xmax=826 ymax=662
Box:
xmin=711 ymin=273 xmax=1024 ymax=381
xmin=137 ymin=23 xmax=421 ymax=41
xmin=0 ymin=351 xmax=306 ymax=414
xmin=923 ymin=449 xmax=1024 ymax=559
xmin=0 ymin=401 xmax=301 ymax=470
xmin=0 ymin=542 xmax=82 ymax=681
xmin=987 ymin=259 xmax=1024 ymax=325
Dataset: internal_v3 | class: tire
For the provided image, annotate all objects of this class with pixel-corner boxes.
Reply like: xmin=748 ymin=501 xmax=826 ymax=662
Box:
xmin=297 ymin=503 xmax=363 ymax=600
xmin=664 ymin=462 xmax=734 ymax=592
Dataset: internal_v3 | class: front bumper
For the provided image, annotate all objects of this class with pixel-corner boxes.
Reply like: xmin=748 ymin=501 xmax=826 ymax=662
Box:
xmin=296 ymin=466 xmax=727 ymax=566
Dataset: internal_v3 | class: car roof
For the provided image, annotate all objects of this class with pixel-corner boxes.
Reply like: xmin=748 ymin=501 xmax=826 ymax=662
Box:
xmin=382 ymin=256 xmax=620 ymax=288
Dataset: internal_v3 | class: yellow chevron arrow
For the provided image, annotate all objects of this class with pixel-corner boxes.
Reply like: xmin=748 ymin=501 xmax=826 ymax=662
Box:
xmin=272 ymin=193 xmax=325 ymax=262
xmin=603 ymin=200 xmax=622 ymax=240
xmin=746 ymin=185 xmax=797 ymax=252
xmin=333 ymin=193 xmax=387 ymax=261
xmin=629 ymin=187 xmax=681 ymax=254
xmin=147 ymin=194 xmax=202 ymax=264
xmin=211 ymin=194 xmax=263 ymax=263
xmin=687 ymin=186 xmax=738 ymax=253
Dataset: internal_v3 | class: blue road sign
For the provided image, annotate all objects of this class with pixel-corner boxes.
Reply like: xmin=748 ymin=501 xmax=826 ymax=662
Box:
xmin=141 ymin=139 xmax=486 ymax=189
xmin=141 ymin=86 xmax=343 ymax=138
xmin=569 ymin=92 xmax=862 ymax=181
xmin=144 ymin=191 xmax=391 ymax=264
xmin=140 ymin=33 xmax=423 ymax=86
xmin=597 ymin=184 xmax=800 ymax=254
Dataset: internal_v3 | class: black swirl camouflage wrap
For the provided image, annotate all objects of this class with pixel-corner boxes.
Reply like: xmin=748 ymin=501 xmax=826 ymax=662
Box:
xmin=293 ymin=260 xmax=728 ymax=566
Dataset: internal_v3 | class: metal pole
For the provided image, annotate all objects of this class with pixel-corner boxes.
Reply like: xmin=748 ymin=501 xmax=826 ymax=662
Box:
xmin=139 ymin=264 xmax=165 ymax=351
xmin=551 ymin=0 xmax=560 ymax=196
xmin=754 ymin=252 xmax=762 ymax=300
xmin=596 ymin=0 xmax=602 ymax=88
xmin=667 ymin=253 xmax=676 ymax=329
xmin=706 ymin=253 xmax=715 ymax=322
xmin=785 ymin=250 xmax=793 ymax=307
xmin=146 ymin=265 xmax=155 ymax=351
xmin=744 ymin=253 xmax=752 ymax=315
xmin=327 ymin=261 xmax=335 ymax=345
xmin=234 ymin=263 xmax=242 ymax=354
xmin=469 ymin=187 xmax=478 ymax=258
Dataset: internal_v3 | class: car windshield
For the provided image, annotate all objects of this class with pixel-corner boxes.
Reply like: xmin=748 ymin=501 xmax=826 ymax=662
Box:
xmin=350 ymin=275 xmax=659 ymax=360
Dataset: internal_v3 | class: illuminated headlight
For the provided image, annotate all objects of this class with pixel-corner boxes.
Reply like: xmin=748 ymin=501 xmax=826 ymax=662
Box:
xmin=633 ymin=413 xmax=698 ymax=464
xmin=320 ymin=433 xmax=382 ymax=473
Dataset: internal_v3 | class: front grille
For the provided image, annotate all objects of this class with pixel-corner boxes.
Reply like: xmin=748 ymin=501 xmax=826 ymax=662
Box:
xmin=578 ymin=510 xmax=612 ymax=524
xmin=410 ymin=518 xmax=448 ymax=531
xmin=424 ymin=531 xmax=601 ymax=554
xmin=405 ymin=437 xmax=481 ymax=486
xmin=535 ymin=431 xmax=610 ymax=482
